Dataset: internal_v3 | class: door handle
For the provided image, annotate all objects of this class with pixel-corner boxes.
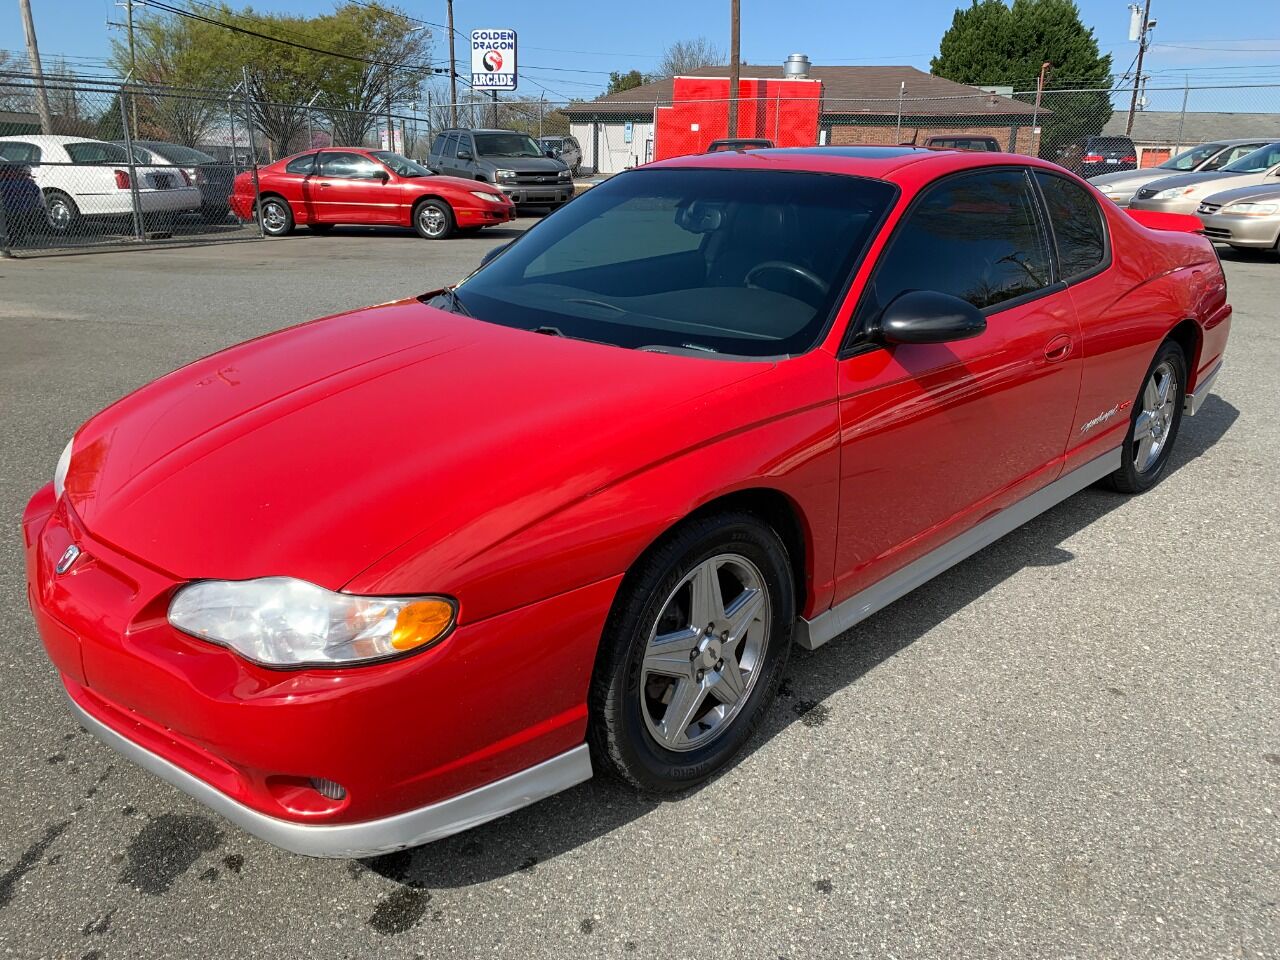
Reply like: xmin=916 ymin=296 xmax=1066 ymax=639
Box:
xmin=1043 ymin=334 xmax=1074 ymax=362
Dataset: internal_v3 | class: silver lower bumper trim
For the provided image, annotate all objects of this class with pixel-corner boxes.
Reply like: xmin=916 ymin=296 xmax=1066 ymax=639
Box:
xmin=794 ymin=447 xmax=1122 ymax=651
xmin=1184 ymin=359 xmax=1222 ymax=416
xmin=66 ymin=693 xmax=593 ymax=858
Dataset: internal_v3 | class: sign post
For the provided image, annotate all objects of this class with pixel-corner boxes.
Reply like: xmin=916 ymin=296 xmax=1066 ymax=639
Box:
xmin=471 ymin=28 xmax=518 ymax=93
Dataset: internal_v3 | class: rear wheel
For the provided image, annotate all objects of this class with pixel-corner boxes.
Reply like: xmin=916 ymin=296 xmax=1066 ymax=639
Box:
xmin=1105 ymin=340 xmax=1186 ymax=494
xmin=43 ymin=190 xmax=80 ymax=234
xmin=414 ymin=199 xmax=454 ymax=239
xmin=257 ymin=196 xmax=293 ymax=236
xmin=589 ymin=512 xmax=794 ymax=792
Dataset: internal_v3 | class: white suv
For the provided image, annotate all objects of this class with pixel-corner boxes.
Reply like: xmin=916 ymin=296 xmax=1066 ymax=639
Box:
xmin=0 ymin=135 xmax=202 ymax=232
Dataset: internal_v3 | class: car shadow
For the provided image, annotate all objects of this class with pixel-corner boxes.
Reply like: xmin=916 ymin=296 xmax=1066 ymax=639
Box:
xmin=360 ymin=396 xmax=1239 ymax=890
xmin=1215 ymin=245 xmax=1278 ymax=263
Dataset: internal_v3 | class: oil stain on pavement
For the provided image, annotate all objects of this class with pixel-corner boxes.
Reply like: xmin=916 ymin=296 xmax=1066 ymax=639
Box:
xmin=118 ymin=813 xmax=223 ymax=895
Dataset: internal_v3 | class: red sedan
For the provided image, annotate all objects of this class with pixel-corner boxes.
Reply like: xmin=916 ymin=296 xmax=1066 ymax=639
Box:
xmin=26 ymin=146 xmax=1229 ymax=857
xmin=228 ymin=147 xmax=515 ymax=238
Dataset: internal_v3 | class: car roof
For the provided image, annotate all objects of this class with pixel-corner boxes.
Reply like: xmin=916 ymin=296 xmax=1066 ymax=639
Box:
xmin=0 ymin=134 xmax=114 ymax=145
xmin=644 ymin=145 xmax=1065 ymax=183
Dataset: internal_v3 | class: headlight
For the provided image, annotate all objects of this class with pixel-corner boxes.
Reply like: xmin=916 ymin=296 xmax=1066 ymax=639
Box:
xmin=1222 ymin=201 xmax=1279 ymax=216
xmin=1153 ymin=187 xmax=1194 ymax=200
xmin=168 ymin=577 xmax=456 ymax=668
xmin=469 ymin=190 xmax=505 ymax=203
xmin=53 ymin=439 xmax=73 ymax=498
xmin=495 ymin=169 xmax=516 ymax=181
xmin=558 ymin=169 xmax=572 ymax=181
xmin=1095 ymin=182 xmax=1116 ymax=193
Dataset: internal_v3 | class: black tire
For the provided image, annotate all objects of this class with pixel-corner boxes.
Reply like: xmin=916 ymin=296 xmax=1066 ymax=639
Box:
xmin=1105 ymin=339 xmax=1187 ymax=494
xmin=308 ymin=222 xmax=335 ymax=234
xmin=413 ymin=199 xmax=454 ymax=239
xmin=256 ymin=195 xmax=294 ymax=236
xmin=43 ymin=190 xmax=79 ymax=234
xmin=588 ymin=511 xmax=794 ymax=792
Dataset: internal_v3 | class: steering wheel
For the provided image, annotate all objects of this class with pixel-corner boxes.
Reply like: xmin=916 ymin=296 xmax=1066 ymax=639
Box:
xmin=745 ymin=260 xmax=829 ymax=297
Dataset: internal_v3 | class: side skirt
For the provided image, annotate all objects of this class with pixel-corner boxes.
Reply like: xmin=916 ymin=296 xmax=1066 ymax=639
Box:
xmin=794 ymin=447 xmax=1122 ymax=651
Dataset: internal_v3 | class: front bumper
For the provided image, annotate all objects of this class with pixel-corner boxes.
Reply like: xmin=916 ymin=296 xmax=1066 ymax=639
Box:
xmin=496 ymin=183 xmax=573 ymax=206
xmin=454 ymin=200 xmax=517 ymax=228
xmin=1197 ymin=210 xmax=1280 ymax=249
xmin=24 ymin=486 xmax=615 ymax=856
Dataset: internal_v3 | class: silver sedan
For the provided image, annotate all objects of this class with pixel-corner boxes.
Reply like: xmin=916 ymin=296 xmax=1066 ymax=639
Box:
xmin=1196 ymin=183 xmax=1280 ymax=255
xmin=1090 ymin=139 xmax=1269 ymax=207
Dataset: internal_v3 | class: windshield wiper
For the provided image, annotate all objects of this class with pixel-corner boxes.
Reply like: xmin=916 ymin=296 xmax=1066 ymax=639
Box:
xmin=426 ymin=286 xmax=471 ymax=317
xmin=566 ymin=297 xmax=626 ymax=314
xmin=639 ymin=342 xmax=720 ymax=355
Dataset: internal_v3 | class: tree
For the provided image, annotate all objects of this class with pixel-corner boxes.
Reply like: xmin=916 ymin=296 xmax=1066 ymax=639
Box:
xmin=607 ymin=70 xmax=649 ymax=95
xmin=931 ymin=0 xmax=1112 ymax=156
xmin=657 ymin=37 xmax=724 ymax=78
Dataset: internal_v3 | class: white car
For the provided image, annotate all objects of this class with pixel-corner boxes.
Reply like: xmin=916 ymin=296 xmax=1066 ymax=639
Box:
xmin=0 ymin=135 xmax=201 ymax=232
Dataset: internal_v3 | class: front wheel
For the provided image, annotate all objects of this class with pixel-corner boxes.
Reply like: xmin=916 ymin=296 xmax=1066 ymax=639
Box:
xmin=257 ymin=197 xmax=294 ymax=236
xmin=414 ymin=199 xmax=454 ymax=239
xmin=1105 ymin=340 xmax=1186 ymax=493
xmin=43 ymin=190 xmax=80 ymax=234
xmin=589 ymin=512 xmax=794 ymax=792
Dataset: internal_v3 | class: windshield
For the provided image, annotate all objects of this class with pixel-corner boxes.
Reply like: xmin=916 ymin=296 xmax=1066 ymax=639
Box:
xmin=1222 ymin=142 xmax=1280 ymax=173
xmin=66 ymin=141 xmax=131 ymax=164
xmin=371 ymin=151 xmax=432 ymax=177
xmin=475 ymin=133 xmax=544 ymax=158
xmin=454 ymin=168 xmax=895 ymax=357
xmin=1160 ymin=143 xmax=1223 ymax=171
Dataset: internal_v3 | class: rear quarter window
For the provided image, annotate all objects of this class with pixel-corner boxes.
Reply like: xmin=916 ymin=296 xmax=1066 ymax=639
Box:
xmin=1035 ymin=171 xmax=1107 ymax=280
xmin=284 ymin=154 xmax=316 ymax=175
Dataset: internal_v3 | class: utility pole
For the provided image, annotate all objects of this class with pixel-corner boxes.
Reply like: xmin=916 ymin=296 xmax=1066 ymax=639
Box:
xmin=125 ymin=0 xmax=138 ymax=138
xmin=726 ymin=0 xmax=740 ymax=139
xmin=1126 ymin=0 xmax=1154 ymax=136
xmin=447 ymin=0 xmax=458 ymax=127
xmin=18 ymin=0 xmax=54 ymax=134
xmin=386 ymin=63 xmax=395 ymax=149
xmin=1030 ymin=61 xmax=1050 ymax=155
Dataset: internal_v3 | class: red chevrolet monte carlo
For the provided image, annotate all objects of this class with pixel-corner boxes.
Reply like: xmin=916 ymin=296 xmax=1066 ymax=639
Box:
xmin=228 ymin=147 xmax=515 ymax=239
xmin=26 ymin=147 xmax=1229 ymax=857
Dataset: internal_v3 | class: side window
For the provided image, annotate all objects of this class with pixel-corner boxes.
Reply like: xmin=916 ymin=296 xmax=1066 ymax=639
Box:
xmin=859 ymin=169 xmax=1052 ymax=320
xmin=319 ymin=152 xmax=381 ymax=178
xmin=442 ymin=134 xmax=458 ymax=160
xmin=1035 ymin=172 xmax=1107 ymax=280
xmin=284 ymin=153 xmax=315 ymax=175
xmin=456 ymin=134 xmax=474 ymax=158
xmin=0 ymin=141 xmax=41 ymax=163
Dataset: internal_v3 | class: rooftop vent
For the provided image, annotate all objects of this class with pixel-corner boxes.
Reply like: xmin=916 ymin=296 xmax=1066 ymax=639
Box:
xmin=783 ymin=53 xmax=811 ymax=80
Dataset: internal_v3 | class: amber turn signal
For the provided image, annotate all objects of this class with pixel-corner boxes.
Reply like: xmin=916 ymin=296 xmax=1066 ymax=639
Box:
xmin=390 ymin=599 xmax=456 ymax=651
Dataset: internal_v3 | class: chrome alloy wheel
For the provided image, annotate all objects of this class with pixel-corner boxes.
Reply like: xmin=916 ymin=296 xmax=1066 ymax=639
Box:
xmin=418 ymin=203 xmax=448 ymax=238
xmin=640 ymin=553 xmax=771 ymax=752
xmin=46 ymin=196 xmax=73 ymax=231
xmin=1133 ymin=359 xmax=1179 ymax=473
xmin=260 ymin=200 xmax=288 ymax=233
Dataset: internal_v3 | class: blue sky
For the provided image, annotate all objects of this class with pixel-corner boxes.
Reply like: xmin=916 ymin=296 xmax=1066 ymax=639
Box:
xmin=4 ymin=0 xmax=1279 ymax=102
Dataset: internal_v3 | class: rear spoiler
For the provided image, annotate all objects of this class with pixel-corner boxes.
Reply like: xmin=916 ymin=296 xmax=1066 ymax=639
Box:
xmin=1125 ymin=209 xmax=1204 ymax=234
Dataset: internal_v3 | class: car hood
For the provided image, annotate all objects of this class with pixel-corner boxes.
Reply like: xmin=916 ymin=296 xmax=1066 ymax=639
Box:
xmin=63 ymin=300 xmax=770 ymax=589
xmin=1139 ymin=170 xmax=1244 ymax=194
xmin=1089 ymin=168 xmax=1173 ymax=188
xmin=483 ymin=156 xmax=564 ymax=173
xmin=1200 ymin=182 xmax=1280 ymax=206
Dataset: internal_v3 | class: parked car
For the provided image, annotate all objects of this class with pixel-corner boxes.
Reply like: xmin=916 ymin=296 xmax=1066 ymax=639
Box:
xmin=27 ymin=146 xmax=1229 ymax=857
xmin=0 ymin=160 xmax=46 ymax=242
xmin=1054 ymin=135 xmax=1138 ymax=178
xmin=227 ymin=147 xmax=515 ymax=239
xmin=538 ymin=135 xmax=582 ymax=175
xmin=706 ymin=138 xmax=775 ymax=152
xmin=1195 ymin=182 xmax=1280 ymax=255
xmin=923 ymin=135 xmax=1001 ymax=152
xmin=1090 ymin=138 xmax=1270 ymax=206
xmin=1130 ymin=141 xmax=1280 ymax=215
xmin=0 ymin=135 xmax=201 ymax=232
xmin=428 ymin=128 xmax=573 ymax=209
xmin=118 ymin=140 xmax=236 ymax=221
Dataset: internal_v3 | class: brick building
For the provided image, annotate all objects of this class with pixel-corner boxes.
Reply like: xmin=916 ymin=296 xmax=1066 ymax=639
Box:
xmin=563 ymin=62 xmax=1043 ymax=174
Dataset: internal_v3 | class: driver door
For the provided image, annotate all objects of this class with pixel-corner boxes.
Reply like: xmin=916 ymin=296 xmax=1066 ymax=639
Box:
xmin=313 ymin=151 xmax=395 ymax=224
xmin=831 ymin=167 xmax=1082 ymax=605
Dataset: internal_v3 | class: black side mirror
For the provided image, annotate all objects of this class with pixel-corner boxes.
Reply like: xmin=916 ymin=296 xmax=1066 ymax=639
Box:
xmin=480 ymin=242 xmax=510 ymax=267
xmin=875 ymin=290 xmax=986 ymax=345
xmin=373 ymin=169 xmax=390 ymax=182
xmin=545 ymin=150 xmax=557 ymax=159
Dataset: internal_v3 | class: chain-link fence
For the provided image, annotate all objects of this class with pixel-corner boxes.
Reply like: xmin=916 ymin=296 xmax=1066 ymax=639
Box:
xmin=3 ymin=74 xmax=1277 ymax=255
xmin=569 ymin=83 xmax=1279 ymax=176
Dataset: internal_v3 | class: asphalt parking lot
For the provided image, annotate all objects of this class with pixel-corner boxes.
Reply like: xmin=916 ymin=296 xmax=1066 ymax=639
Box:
xmin=0 ymin=231 xmax=1276 ymax=959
